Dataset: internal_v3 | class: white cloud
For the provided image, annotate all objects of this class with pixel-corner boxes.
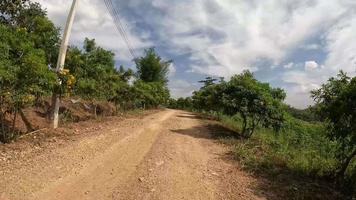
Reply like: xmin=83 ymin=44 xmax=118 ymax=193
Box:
xmin=305 ymin=61 xmax=319 ymax=71
xmin=282 ymin=70 xmax=324 ymax=108
xmin=34 ymin=0 xmax=152 ymax=63
xmin=122 ymin=0 xmax=351 ymax=79
xmin=34 ymin=0 xmax=356 ymax=108
xmin=168 ymin=79 xmax=198 ymax=98
xmin=283 ymin=62 xmax=294 ymax=69
xmin=283 ymin=11 xmax=356 ymax=108
xmin=324 ymin=15 xmax=356 ymax=73
xmin=168 ymin=63 xmax=176 ymax=77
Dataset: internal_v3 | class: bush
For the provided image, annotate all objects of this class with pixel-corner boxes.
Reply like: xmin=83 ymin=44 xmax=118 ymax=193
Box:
xmin=0 ymin=24 xmax=56 ymax=142
xmin=222 ymin=114 xmax=340 ymax=177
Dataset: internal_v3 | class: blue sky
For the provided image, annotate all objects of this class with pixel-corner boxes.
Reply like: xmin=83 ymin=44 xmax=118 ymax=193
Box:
xmin=35 ymin=0 xmax=356 ymax=108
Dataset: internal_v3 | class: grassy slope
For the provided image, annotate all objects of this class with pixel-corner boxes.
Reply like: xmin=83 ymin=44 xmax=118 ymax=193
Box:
xmin=197 ymin=111 xmax=354 ymax=199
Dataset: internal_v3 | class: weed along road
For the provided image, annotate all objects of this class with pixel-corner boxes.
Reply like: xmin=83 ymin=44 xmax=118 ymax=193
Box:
xmin=0 ymin=109 xmax=260 ymax=200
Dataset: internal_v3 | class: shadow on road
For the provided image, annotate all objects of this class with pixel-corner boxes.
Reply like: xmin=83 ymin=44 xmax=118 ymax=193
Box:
xmin=171 ymin=123 xmax=239 ymax=140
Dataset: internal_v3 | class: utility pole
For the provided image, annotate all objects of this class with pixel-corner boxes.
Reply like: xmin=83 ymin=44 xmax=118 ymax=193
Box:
xmin=53 ymin=0 xmax=79 ymax=128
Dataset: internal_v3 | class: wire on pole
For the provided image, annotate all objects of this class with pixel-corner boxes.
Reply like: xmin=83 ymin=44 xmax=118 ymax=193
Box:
xmin=103 ymin=0 xmax=137 ymax=60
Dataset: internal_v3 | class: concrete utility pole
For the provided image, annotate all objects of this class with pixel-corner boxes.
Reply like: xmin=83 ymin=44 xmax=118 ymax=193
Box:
xmin=53 ymin=0 xmax=79 ymax=129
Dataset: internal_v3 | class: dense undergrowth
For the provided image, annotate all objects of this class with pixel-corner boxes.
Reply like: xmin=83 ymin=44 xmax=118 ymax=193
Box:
xmin=197 ymin=110 xmax=356 ymax=198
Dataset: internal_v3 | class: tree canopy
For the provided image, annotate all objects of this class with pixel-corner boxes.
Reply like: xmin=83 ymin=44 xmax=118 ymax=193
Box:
xmin=312 ymin=71 xmax=356 ymax=179
xmin=135 ymin=48 xmax=171 ymax=83
xmin=0 ymin=24 xmax=56 ymax=141
xmin=192 ymin=70 xmax=286 ymax=137
xmin=0 ymin=0 xmax=60 ymax=67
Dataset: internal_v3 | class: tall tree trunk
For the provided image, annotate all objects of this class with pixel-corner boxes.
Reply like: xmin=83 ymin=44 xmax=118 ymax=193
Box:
xmin=11 ymin=108 xmax=18 ymax=138
xmin=337 ymin=148 xmax=356 ymax=180
xmin=0 ymin=97 xmax=5 ymax=141
xmin=241 ymin=114 xmax=247 ymax=137
xmin=19 ymin=109 xmax=34 ymax=132
xmin=0 ymin=112 xmax=5 ymax=142
xmin=247 ymin=117 xmax=257 ymax=138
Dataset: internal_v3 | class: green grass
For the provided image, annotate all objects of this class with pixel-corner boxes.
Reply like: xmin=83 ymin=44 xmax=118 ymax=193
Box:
xmin=215 ymin=112 xmax=341 ymax=178
xmin=207 ymin=113 xmax=356 ymax=199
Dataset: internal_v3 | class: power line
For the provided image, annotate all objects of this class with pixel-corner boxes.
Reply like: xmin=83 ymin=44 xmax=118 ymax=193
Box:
xmin=107 ymin=0 xmax=136 ymax=58
xmin=104 ymin=0 xmax=135 ymax=58
xmin=103 ymin=0 xmax=137 ymax=60
xmin=104 ymin=0 xmax=133 ymax=56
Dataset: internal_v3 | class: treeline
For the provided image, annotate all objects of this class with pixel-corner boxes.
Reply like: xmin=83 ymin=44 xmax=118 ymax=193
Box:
xmin=0 ymin=0 xmax=170 ymax=142
xmin=169 ymin=71 xmax=355 ymax=194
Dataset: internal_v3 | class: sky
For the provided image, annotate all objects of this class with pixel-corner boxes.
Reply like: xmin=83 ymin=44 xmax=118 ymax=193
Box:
xmin=34 ymin=0 xmax=356 ymax=109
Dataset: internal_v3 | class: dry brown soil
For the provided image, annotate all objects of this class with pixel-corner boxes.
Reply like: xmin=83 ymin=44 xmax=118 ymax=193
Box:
xmin=0 ymin=109 xmax=265 ymax=200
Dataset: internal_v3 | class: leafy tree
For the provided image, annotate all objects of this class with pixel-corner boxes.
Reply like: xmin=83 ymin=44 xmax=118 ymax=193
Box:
xmin=0 ymin=0 xmax=46 ymax=26
xmin=198 ymin=77 xmax=218 ymax=88
xmin=65 ymin=38 xmax=126 ymax=100
xmin=285 ymin=105 xmax=320 ymax=122
xmin=135 ymin=48 xmax=171 ymax=83
xmin=220 ymin=71 xmax=285 ymax=137
xmin=192 ymin=82 xmax=224 ymax=111
xmin=192 ymin=71 xmax=285 ymax=138
xmin=312 ymin=71 xmax=356 ymax=181
xmin=118 ymin=65 xmax=133 ymax=82
xmin=0 ymin=24 xmax=56 ymax=141
xmin=169 ymin=97 xmax=193 ymax=110
xmin=0 ymin=0 xmax=60 ymax=68
xmin=133 ymin=80 xmax=170 ymax=108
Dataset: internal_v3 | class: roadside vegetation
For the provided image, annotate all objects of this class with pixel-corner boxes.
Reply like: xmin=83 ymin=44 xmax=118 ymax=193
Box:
xmin=0 ymin=0 xmax=170 ymax=143
xmin=0 ymin=0 xmax=355 ymax=198
xmin=169 ymin=71 xmax=356 ymax=197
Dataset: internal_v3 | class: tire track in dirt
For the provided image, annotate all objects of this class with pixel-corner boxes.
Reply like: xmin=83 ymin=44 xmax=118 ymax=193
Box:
xmin=114 ymin=111 xmax=262 ymax=200
xmin=32 ymin=110 xmax=175 ymax=200
xmin=1 ymin=109 xmax=262 ymax=200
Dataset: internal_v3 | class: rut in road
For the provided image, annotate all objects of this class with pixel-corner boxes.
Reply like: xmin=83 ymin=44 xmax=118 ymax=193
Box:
xmin=1 ymin=109 xmax=261 ymax=200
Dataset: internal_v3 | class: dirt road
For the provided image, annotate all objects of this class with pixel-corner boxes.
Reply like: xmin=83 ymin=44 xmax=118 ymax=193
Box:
xmin=1 ymin=109 xmax=261 ymax=200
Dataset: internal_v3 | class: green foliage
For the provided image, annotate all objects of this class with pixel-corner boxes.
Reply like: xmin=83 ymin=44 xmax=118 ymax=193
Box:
xmin=65 ymin=40 xmax=171 ymax=109
xmin=192 ymin=70 xmax=285 ymax=137
xmin=0 ymin=0 xmax=46 ymax=26
xmin=0 ymin=0 xmax=60 ymax=67
xmin=135 ymin=48 xmax=171 ymax=83
xmin=285 ymin=105 xmax=320 ymax=122
xmin=0 ymin=24 xmax=56 ymax=142
xmin=168 ymin=97 xmax=193 ymax=110
xmin=133 ymin=80 xmax=170 ymax=108
xmin=65 ymin=38 xmax=127 ymax=100
xmin=219 ymin=114 xmax=343 ymax=191
xmin=312 ymin=71 xmax=356 ymax=181
xmin=0 ymin=0 xmax=172 ymax=143
xmin=198 ymin=76 xmax=218 ymax=87
xmin=173 ymin=70 xmax=355 ymax=195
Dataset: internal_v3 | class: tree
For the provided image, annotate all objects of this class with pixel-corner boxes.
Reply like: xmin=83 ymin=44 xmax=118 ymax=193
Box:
xmin=0 ymin=0 xmax=46 ymax=26
xmin=220 ymin=71 xmax=285 ymax=137
xmin=133 ymin=80 xmax=170 ymax=108
xmin=198 ymin=77 xmax=218 ymax=88
xmin=135 ymin=48 xmax=171 ymax=83
xmin=192 ymin=81 xmax=224 ymax=111
xmin=118 ymin=65 xmax=133 ymax=82
xmin=65 ymin=38 xmax=125 ymax=100
xmin=192 ymin=71 xmax=285 ymax=138
xmin=0 ymin=0 xmax=60 ymax=68
xmin=0 ymin=24 xmax=56 ymax=142
xmin=312 ymin=71 xmax=356 ymax=180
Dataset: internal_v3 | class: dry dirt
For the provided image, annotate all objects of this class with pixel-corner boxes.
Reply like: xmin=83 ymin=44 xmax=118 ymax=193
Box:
xmin=0 ymin=109 xmax=265 ymax=200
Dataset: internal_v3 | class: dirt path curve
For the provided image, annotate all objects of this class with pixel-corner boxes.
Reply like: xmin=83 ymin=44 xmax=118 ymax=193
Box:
xmin=1 ymin=109 xmax=261 ymax=200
